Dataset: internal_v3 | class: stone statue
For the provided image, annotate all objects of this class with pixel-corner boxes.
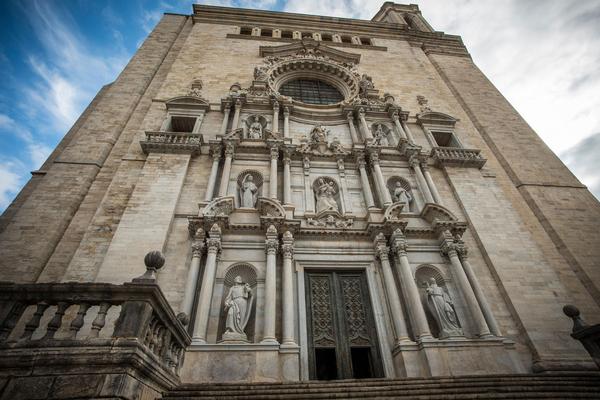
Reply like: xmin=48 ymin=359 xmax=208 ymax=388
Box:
xmin=392 ymin=182 xmax=412 ymax=211
xmin=223 ymin=276 xmax=253 ymax=341
xmin=359 ymin=73 xmax=374 ymax=95
xmin=315 ymin=178 xmax=339 ymax=213
xmin=240 ymin=174 xmax=258 ymax=208
xmin=373 ymin=124 xmax=388 ymax=146
xmin=425 ymin=277 xmax=462 ymax=338
xmin=249 ymin=116 xmax=263 ymax=139
xmin=310 ymin=125 xmax=328 ymax=144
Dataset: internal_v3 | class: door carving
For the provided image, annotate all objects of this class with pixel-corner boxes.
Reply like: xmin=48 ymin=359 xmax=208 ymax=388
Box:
xmin=306 ymin=270 xmax=383 ymax=380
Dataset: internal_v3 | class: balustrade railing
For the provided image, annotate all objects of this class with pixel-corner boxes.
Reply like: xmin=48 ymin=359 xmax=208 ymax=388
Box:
xmin=0 ymin=253 xmax=190 ymax=378
xmin=430 ymin=146 xmax=487 ymax=168
xmin=140 ymin=131 xmax=203 ymax=155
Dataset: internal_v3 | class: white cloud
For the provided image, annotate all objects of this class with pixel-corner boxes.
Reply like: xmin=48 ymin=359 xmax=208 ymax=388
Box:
xmin=0 ymin=113 xmax=51 ymax=169
xmin=0 ymin=159 xmax=25 ymax=211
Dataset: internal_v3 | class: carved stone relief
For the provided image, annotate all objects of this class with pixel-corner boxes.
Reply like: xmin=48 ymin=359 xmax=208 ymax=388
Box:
xmin=313 ymin=177 xmax=340 ymax=214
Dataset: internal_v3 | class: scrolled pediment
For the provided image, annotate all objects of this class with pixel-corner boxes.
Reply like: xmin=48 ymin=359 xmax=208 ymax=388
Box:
xmin=259 ymin=39 xmax=361 ymax=65
xmin=420 ymin=203 xmax=458 ymax=223
xmin=165 ymin=95 xmax=210 ymax=111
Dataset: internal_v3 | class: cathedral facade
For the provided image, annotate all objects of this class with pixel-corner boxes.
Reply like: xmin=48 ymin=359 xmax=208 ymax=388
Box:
xmin=1 ymin=2 xmax=599 ymax=397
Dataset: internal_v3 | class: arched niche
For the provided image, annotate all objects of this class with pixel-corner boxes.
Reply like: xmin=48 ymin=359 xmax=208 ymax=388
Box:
xmin=415 ymin=264 xmax=462 ymax=339
xmin=243 ymin=114 xmax=268 ymax=140
xmin=237 ymin=170 xmax=264 ymax=208
xmin=386 ymin=176 xmax=413 ymax=212
xmin=312 ymin=176 xmax=343 ymax=215
xmin=217 ymin=263 xmax=258 ymax=343
xmin=371 ymin=122 xmax=394 ymax=146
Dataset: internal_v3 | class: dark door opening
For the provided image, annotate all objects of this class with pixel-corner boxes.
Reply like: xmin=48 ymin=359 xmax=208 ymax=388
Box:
xmin=306 ymin=270 xmax=383 ymax=380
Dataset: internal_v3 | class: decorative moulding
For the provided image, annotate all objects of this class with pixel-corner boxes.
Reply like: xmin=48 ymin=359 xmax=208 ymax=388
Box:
xmin=259 ymin=38 xmax=361 ymax=64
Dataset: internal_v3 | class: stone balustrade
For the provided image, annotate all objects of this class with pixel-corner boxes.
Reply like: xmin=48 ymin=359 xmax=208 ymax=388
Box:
xmin=563 ymin=305 xmax=600 ymax=369
xmin=0 ymin=280 xmax=190 ymax=377
xmin=430 ymin=146 xmax=487 ymax=168
xmin=140 ymin=131 xmax=203 ymax=154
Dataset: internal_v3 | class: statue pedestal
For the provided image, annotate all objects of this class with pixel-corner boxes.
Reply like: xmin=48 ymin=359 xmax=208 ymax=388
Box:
xmin=220 ymin=331 xmax=249 ymax=344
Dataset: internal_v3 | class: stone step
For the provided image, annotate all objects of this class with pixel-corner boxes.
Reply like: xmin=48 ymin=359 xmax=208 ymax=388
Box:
xmin=163 ymin=373 xmax=600 ymax=400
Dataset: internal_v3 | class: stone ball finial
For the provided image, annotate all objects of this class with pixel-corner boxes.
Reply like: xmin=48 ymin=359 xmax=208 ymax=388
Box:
xmin=132 ymin=251 xmax=165 ymax=284
xmin=144 ymin=251 xmax=165 ymax=272
xmin=563 ymin=304 xmax=588 ymax=333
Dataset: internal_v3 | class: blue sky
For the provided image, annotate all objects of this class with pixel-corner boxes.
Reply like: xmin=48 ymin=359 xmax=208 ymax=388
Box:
xmin=1 ymin=0 xmax=599 ymax=212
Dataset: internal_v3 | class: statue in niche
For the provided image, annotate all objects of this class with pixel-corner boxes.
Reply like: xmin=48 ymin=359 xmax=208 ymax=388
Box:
xmin=372 ymin=124 xmax=388 ymax=146
xmin=249 ymin=116 xmax=263 ymax=139
xmin=315 ymin=178 xmax=339 ymax=213
xmin=425 ymin=277 xmax=463 ymax=338
xmin=240 ymin=174 xmax=258 ymax=208
xmin=392 ymin=182 xmax=412 ymax=211
xmin=223 ymin=276 xmax=253 ymax=341
xmin=310 ymin=125 xmax=328 ymax=144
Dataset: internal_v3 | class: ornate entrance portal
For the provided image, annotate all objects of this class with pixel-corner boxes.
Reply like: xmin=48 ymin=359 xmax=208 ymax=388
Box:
xmin=305 ymin=270 xmax=383 ymax=380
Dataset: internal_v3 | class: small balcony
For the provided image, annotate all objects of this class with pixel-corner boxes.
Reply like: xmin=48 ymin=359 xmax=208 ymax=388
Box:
xmin=430 ymin=146 xmax=487 ymax=169
xmin=140 ymin=131 xmax=203 ymax=155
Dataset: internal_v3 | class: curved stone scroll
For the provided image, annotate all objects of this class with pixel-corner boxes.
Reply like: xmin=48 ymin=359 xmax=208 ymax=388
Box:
xmin=420 ymin=203 xmax=457 ymax=223
xmin=256 ymin=197 xmax=286 ymax=229
xmin=237 ymin=170 xmax=264 ymax=208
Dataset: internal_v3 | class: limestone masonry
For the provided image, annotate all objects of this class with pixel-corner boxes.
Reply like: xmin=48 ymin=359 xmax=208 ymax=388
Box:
xmin=1 ymin=2 xmax=599 ymax=399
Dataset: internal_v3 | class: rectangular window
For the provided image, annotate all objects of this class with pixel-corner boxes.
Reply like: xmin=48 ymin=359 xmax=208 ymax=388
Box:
xmin=321 ymin=33 xmax=333 ymax=41
xmin=281 ymin=30 xmax=293 ymax=39
xmin=170 ymin=116 xmax=197 ymax=133
xmin=260 ymin=28 xmax=273 ymax=37
xmin=341 ymin=35 xmax=352 ymax=44
xmin=432 ymin=131 xmax=460 ymax=147
xmin=360 ymin=37 xmax=372 ymax=45
xmin=240 ymin=27 xmax=252 ymax=35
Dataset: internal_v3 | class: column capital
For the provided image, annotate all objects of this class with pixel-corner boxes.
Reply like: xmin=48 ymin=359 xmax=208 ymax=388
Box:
xmin=272 ymin=99 xmax=280 ymax=110
xmin=234 ymin=98 xmax=243 ymax=109
xmin=303 ymin=155 xmax=310 ymax=173
xmin=281 ymin=232 xmax=294 ymax=259
xmin=266 ymin=239 xmax=279 ymax=255
xmin=390 ymin=228 xmax=408 ymax=256
xmin=337 ymin=158 xmax=345 ymax=171
xmin=358 ymin=107 xmax=366 ymax=117
xmin=283 ymin=106 xmax=290 ymax=116
xmin=224 ymin=141 xmax=235 ymax=157
xmin=368 ymin=149 xmax=381 ymax=165
xmin=346 ymin=111 xmax=355 ymax=121
xmin=191 ymin=240 xmax=205 ymax=257
xmin=373 ymin=232 xmax=390 ymax=261
xmin=206 ymin=223 xmax=222 ymax=254
xmin=270 ymin=144 xmax=279 ymax=160
xmin=210 ymin=143 xmax=222 ymax=160
xmin=356 ymin=153 xmax=367 ymax=168
xmin=440 ymin=239 xmax=461 ymax=259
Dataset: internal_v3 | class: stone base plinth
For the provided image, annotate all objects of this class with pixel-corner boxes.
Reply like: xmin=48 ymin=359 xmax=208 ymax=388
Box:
xmin=180 ymin=343 xmax=300 ymax=383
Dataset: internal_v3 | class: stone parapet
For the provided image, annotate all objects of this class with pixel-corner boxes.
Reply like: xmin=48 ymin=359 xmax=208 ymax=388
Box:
xmin=0 ymin=281 xmax=191 ymax=399
xmin=141 ymin=131 xmax=203 ymax=155
xmin=430 ymin=146 xmax=487 ymax=169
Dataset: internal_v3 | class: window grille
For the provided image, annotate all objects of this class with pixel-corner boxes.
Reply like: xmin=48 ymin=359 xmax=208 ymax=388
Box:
xmin=279 ymin=79 xmax=344 ymax=105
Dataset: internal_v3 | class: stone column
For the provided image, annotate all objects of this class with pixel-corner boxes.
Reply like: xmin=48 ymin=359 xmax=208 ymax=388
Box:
xmin=219 ymin=102 xmax=231 ymax=136
xmin=337 ymin=158 xmax=351 ymax=214
xmin=441 ymin=234 xmax=492 ymax=338
xmin=374 ymin=233 xmax=410 ymax=345
xmin=218 ymin=142 xmax=234 ymax=197
xmin=457 ymin=242 xmax=501 ymax=336
xmin=421 ymin=163 xmax=442 ymax=205
xmin=269 ymin=144 xmax=279 ymax=200
xmin=303 ymin=156 xmax=315 ymax=213
xmin=410 ymin=156 xmax=434 ymax=203
xmin=347 ymin=111 xmax=360 ymax=144
xmin=283 ymin=150 xmax=292 ymax=205
xmin=192 ymin=224 xmax=221 ymax=343
xmin=391 ymin=111 xmax=408 ymax=141
xmin=181 ymin=238 xmax=204 ymax=317
xmin=370 ymin=151 xmax=393 ymax=207
xmin=231 ymin=99 xmax=242 ymax=132
xmin=358 ymin=108 xmax=373 ymax=141
xmin=283 ymin=106 xmax=290 ymax=139
xmin=391 ymin=229 xmax=432 ymax=340
xmin=356 ymin=154 xmax=375 ymax=209
xmin=281 ymin=231 xmax=296 ymax=346
xmin=401 ymin=119 xmax=416 ymax=144
xmin=204 ymin=144 xmax=222 ymax=202
xmin=272 ymin=101 xmax=280 ymax=134
xmin=262 ymin=225 xmax=279 ymax=344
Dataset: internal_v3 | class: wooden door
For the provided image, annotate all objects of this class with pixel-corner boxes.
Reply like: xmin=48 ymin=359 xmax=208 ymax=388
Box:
xmin=306 ymin=270 xmax=383 ymax=380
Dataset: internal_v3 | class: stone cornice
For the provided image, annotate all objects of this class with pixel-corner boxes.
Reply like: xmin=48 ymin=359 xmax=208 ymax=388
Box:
xmin=192 ymin=5 xmax=469 ymax=57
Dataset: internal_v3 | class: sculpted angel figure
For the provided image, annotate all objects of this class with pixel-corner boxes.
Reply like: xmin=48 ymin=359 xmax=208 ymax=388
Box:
xmin=425 ymin=277 xmax=463 ymax=338
xmin=240 ymin=174 xmax=258 ymax=208
xmin=393 ymin=182 xmax=412 ymax=211
xmin=315 ymin=178 xmax=339 ymax=213
xmin=249 ymin=116 xmax=263 ymax=139
xmin=224 ymin=276 xmax=253 ymax=339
